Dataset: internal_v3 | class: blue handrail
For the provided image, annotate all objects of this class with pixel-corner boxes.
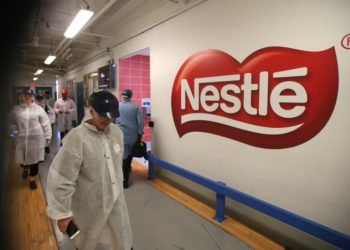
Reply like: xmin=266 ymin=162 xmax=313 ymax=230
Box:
xmin=147 ymin=153 xmax=350 ymax=249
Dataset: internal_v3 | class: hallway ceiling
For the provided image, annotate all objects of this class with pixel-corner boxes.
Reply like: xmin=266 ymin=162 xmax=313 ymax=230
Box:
xmin=16 ymin=0 xmax=203 ymax=80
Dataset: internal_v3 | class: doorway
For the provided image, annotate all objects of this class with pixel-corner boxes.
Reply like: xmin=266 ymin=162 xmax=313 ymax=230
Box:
xmin=118 ymin=48 xmax=151 ymax=148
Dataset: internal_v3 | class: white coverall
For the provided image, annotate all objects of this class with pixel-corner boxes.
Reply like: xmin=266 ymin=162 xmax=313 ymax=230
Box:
xmin=44 ymin=96 xmax=55 ymax=108
xmin=38 ymin=102 xmax=56 ymax=124
xmin=46 ymin=121 xmax=132 ymax=250
xmin=9 ymin=103 xmax=52 ymax=165
xmin=45 ymin=104 xmax=56 ymax=124
xmin=54 ymin=97 xmax=76 ymax=132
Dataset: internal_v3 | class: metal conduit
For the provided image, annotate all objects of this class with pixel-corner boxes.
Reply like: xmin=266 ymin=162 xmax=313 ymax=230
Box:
xmin=53 ymin=0 xmax=118 ymax=58
xmin=66 ymin=0 xmax=208 ymax=73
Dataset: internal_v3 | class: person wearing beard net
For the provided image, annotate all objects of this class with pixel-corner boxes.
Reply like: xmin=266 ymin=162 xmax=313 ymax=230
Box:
xmin=46 ymin=90 xmax=133 ymax=250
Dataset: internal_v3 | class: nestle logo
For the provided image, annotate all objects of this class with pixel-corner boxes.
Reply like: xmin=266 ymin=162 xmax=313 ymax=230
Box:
xmin=171 ymin=47 xmax=338 ymax=148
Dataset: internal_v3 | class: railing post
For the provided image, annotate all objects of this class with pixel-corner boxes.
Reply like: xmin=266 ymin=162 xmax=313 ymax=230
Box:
xmin=148 ymin=157 xmax=154 ymax=180
xmin=213 ymin=181 xmax=226 ymax=223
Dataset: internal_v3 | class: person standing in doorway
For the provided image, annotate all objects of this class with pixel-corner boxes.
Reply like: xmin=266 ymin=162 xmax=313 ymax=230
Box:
xmin=46 ymin=91 xmax=133 ymax=250
xmin=54 ymin=88 xmax=76 ymax=144
xmin=116 ymin=89 xmax=144 ymax=188
xmin=8 ymin=89 xmax=52 ymax=189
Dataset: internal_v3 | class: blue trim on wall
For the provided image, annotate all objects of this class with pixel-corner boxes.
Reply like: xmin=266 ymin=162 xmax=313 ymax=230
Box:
xmin=147 ymin=153 xmax=350 ymax=249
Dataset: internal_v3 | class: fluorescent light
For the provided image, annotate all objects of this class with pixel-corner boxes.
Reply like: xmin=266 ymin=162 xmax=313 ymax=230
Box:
xmin=33 ymin=77 xmax=38 ymax=81
xmin=64 ymin=9 xmax=94 ymax=38
xmin=44 ymin=55 xmax=56 ymax=65
xmin=34 ymin=69 xmax=43 ymax=75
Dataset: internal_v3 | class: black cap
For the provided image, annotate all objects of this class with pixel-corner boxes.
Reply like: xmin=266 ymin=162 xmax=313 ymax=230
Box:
xmin=22 ymin=89 xmax=35 ymax=95
xmin=35 ymin=94 xmax=44 ymax=101
xmin=89 ymin=91 xmax=119 ymax=119
xmin=122 ymin=89 xmax=133 ymax=99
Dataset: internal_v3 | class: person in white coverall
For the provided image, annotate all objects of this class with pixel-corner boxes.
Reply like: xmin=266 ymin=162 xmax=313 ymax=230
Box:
xmin=54 ymin=88 xmax=76 ymax=143
xmin=44 ymin=90 xmax=55 ymax=108
xmin=46 ymin=91 xmax=133 ymax=250
xmin=8 ymin=89 xmax=52 ymax=189
xmin=35 ymin=93 xmax=56 ymax=154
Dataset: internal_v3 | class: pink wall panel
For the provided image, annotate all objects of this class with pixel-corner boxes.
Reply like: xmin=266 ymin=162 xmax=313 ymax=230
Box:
xmin=119 ymin=55 xmax=151 ymax=142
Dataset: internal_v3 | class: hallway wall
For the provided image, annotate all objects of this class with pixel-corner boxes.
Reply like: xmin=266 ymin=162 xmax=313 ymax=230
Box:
xmin=64 ymin=0 xmax=350 ymax=248
xmin=114 ymin=1 xmax=350 ymax=249
xmin=119 ymin=55 xmax=151 ymax=142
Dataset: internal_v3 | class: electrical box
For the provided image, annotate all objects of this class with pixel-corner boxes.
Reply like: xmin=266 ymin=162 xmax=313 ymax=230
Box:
xmin=142 ymin=98 xmax=151 ymax=117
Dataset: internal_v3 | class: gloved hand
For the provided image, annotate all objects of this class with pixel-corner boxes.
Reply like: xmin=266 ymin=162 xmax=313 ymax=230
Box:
xmin=137 ymin=134 xmax=142 ymax=142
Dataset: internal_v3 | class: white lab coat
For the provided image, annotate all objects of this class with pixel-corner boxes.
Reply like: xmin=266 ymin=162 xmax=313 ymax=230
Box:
xmin=46 ymin=120 xmax=132 ymax=250
xmin=38 ymin=103 xmax=56 ymax=124
xmin=9 ymin=103 xmax=52 ymax=165
xmin=54 ymin=97 xmax=76 ymax=132
xmin=44 ymin=96 xmax=55 ymax=108
xmin=46 ymin=104 xmax=56 ymax=124
xmin=42 ymin=104 xmax=56 ymax=124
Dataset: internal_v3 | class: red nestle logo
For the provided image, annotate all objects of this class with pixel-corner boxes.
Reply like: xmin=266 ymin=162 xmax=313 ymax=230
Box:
xmin=341 ymin=33 xmax=350 ymax=49
xmin=171 ymin=47 xmax=338 ymax=148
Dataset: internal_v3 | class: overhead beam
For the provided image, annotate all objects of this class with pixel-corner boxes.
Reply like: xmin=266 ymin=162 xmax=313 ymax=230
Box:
xmin=49 ymin=26 xmax=114 ymax=39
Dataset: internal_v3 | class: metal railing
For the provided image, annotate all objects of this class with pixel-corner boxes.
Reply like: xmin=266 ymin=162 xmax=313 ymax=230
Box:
xmin=147 ymin=153 xmax=350 ymax=249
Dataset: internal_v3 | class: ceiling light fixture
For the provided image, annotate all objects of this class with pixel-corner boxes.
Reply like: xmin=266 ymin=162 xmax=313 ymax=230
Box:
xmin=44 ymin=39 xmax=56 ymax=65
xmin=33 ymin=77 xmax=38 ymax=81
xmin=64 ymin=9 xmax=94 ymax=38
xmin=34 ymin=69 xmax=43 ymax=75
xmin=44 ymin=55 xmax=56 ymax=65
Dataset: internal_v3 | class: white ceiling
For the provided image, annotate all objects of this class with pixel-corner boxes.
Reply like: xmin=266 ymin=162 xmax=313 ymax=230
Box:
xmin=16 ymin=0 xmax=204 ymax=81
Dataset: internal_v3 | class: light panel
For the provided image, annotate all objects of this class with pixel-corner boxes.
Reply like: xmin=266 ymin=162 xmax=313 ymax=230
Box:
xmin=34 ymin=69 xmax=43 ymax=75
xmin=44 ymin=55 xmax=56 ymax=65
xmin=64 ymin=9 xmax=94 ymax=38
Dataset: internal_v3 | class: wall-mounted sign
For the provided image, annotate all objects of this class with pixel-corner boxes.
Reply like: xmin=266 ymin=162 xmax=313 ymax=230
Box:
xmin=341 ymin=33 xmax=350 ymax=49
xmin=172 ymin=47 xmax=338 ymax=148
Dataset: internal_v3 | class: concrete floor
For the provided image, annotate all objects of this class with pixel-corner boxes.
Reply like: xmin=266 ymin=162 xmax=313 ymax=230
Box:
xmin=39 ymin=128 xmax=251 ymax=250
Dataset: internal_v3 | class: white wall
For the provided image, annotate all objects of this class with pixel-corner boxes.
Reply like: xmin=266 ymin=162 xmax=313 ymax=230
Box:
xmin=151 ymin=0 xmax=350 ymax=232
xmin=149 ymin=0 xmax=349 ymax=248
xmin=68 ymin=0 xmax=350 ymax=248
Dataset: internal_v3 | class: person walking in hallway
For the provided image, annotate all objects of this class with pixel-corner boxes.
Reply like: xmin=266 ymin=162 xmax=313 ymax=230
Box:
xmin=46 ymin=91 xmax=133 ymax=250
xmin=116 ymin=89 xmax=144 ymax=189
xmin=35 ymin=94 xmax=56 ymax=154
xmin=54 ymin=88 xmax=75 ymax=144
xmin=44 ymin=90 xmax=55 ymax=108
xmin=8 ymin=89 xmax=52 ymax=189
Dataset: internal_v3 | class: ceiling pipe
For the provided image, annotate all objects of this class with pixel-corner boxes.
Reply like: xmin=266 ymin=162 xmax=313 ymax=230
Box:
xmin=68 ymin=0 xmax=207 ymax=73
xmin=53 ymin=0 xmax=118 ymax=58
xmin=110 ymin=0 xmax=207 ymax=49
xmin=50 ymin=26 xmax=114 ymax=39
xmin=66 ymin=54 xmax=73 ymax=60
xmin=29 ymin=1 xmax=41 ymax=45
xmin=61 ymin=47 xmax=71 ymax=59
xmin=53 ymin=38 xmax=68 ymax=55
xmin=17 ymin=63 xmax=65 ymax=74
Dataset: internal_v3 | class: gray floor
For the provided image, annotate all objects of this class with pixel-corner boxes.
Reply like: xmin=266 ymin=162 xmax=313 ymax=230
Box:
xmin=39 ymin=128 xmax=251 ymax=250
